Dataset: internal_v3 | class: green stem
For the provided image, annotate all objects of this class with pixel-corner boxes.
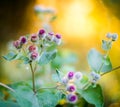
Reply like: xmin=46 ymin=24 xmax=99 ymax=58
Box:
xmin=36 ymin=86 xmax=58 ymax=92
xmin=97 ymin=41 xmax=112 ymax=73
xmin=101 ymin=65 xmax=120 ymax=76
xmin=29 ymin=62 xmax=36 ymax=93
xmin=0 ymin=82 xmax=15 ymax=92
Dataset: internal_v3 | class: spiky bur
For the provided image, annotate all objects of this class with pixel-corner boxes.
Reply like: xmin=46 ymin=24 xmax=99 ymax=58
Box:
xmin=66 ymin=94 xmax=78 ymax=103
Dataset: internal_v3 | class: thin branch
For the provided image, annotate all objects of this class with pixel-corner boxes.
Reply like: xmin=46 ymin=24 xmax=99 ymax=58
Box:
xmin=29 ymin=62 xmax=36 ymax=93
xmin=0 ymin=82 xmax=15 ymax=92
xmin=36 ymin=86 xmax=58 ymax=92
xmin=101 ymin=65 xmax=120 ymax=76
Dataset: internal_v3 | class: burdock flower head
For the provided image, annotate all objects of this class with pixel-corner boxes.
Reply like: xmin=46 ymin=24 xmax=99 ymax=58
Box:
xmin=13 ymin=40 xmax=21 ymax=49
xmin=38 ymin=29 xmax=46 ymax=39
xmin=31 ymin=34 xmax=39 ymax=42
xmin=53 ymin=34 xmax=62 ymax=45
xmin=67 ymin=71 xmax=74 ymax=80
xmin=66 ymin=94 xmax=78 ymax=103
xmin=28 ymin=45 xmax=38 ymax=53
xmin=20 ymin=36 xmax=27 ymax=44
xmin=67 ymin=84 xmax=76 ymax=92
xmin=30 ymin=51 xmax=39 ymax=60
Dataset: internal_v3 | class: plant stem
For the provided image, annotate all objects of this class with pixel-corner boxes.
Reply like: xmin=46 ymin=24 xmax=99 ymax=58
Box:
xmin=36 ymin=86 xmax=58 ymax=92
xmin=29 ymin=62 xmax=36 ymax=93
xmin=0 ymin=82 xmax=15 ymax=92
xmin=101 ymin=65 xmax=120 ymax=76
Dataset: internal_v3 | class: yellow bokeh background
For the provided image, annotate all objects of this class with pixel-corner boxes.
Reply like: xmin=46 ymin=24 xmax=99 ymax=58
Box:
xmin=0 ymin=0 xmax=120 ymax=106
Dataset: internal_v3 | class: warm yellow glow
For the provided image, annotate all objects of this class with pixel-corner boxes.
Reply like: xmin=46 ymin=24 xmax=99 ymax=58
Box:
xmin=61 ymin=0 xmax=96 ymax=37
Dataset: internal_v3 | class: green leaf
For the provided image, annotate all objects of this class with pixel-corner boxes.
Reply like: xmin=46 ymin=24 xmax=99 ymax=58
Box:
xmin=102 ymin=40 xmax=112 ymax=51
xmin=9 ymin=82 xmax=39 ymax=107
xmin=38 ymin=50 xmax=57 ymax=65
xmin=37 ymin=91 xmax=61 ymax=107
xmin=0 ymin=101 xmax=20 ymax=107
xmin=3 ymin=52 xmax=17 ymax=61
xmin=78 ymin=84 xmax=104 ymax=107
xmin=87 ymin=49 xmax=112 ymax=72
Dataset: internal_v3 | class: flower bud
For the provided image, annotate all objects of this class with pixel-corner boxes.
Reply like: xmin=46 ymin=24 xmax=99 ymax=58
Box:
xmin=91 ymin=72 xmax=101 ymax=83
xmin=20 ymin=36 xmax=27 ymax=44
xmin=13 ymin=40 xmax=21 ymax=49
xmin=112 ymin=33 xmax=118 ymax=41
xmin=106 ymin=33 xmax=112 ymax=39
xmin=74 ymin=72 xmax=83 ymax=80
xmin=66 ymin=94 xmax=78 ymax=103
xmin=46 ymin=32 xmax=54 ymax=41
xmin=53 ymin=34 xmax=61 ymax=45
xmin=67 ymin=84 xmax=76 ymax=92
xmin=30 ymin=51 xmax=39 ymax=60
xmin=31 ymin=34 xmax=39 ymax=42
xmin=61 ymin=76 xmax=69 ymax=85
xmin=67 ymin=71 xmax=74 ymax=80
xmin=28 ymin=45 xmax=38 ymax=53
xmin=38 ymin=29 xmax=46 ymax=39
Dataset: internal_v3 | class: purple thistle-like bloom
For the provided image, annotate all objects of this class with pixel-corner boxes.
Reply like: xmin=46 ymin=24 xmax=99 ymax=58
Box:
xmin=20 ymin=36 xmax=27 ymax=44
xmin=13 ymin=40 xmax=21 ymax=49
xmin=67 ymin=84 xmax=76 ymax=92
xmin=67 ymin=71 xmax=74 ymax=80
xmin=38 ymin=29 xmax=46 ymax=39
xmin=28 ymin=45 xmax=38 ymax=53
xmin=55 ymin=34 xmax=61 ymax=39
xmin=30 ymin=51 xmax=39 ymax=60
xmin=67 ymin=94 xmax=78 ymax=103
xmin=31 ymin=34 xmax=39 ymax=42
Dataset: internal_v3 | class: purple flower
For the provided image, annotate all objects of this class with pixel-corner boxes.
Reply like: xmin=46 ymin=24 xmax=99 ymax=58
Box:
xmin=13 ymin=40 xmax=21 ymax=49
xmin=46 ymin=32 xmax=54 ymax=41
xmin=38 ymin=29 xmax=46 ymax=39
xmin=67 ymin=84 xmax=76 ymax=92
xmin=67 ymin=71 xmax=74 ymax=80
xmin=66 ymin=94 xmax=78 ymax=103
xmin=53 ymin=34 xmax=62 ymax=45
xmin=31 ymin=34 xmax=39 ymax=42
xmin=30 ymin=51 xmax=39 ymax=60
xmin=20 ymin=36 xmax=27 ymax=44
xmin=55 ymin=34 xmax=61 ymax=39
xmin=28 ymin=45 xmax=38 ymax=53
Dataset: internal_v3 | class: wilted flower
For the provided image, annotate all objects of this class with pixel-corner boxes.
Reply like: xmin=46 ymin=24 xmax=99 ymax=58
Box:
xmin=28 ymin=45 xmax=38 ymax=53
xmin=66 ymin=94 xmax=78 ymax=103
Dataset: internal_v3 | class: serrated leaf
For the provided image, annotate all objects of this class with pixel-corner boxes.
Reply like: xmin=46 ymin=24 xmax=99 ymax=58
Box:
xmin=37 ymin=91 xmax=60 ymax=107
xmin=87 ymin=49 xmax=112 ymax=72
xmin=38 ymin=50 xmax=57 ymax=65
xmin=78 ymin=84 xmax=104 ymax=107
xmin=3 ymin=52 xmax=17 ymax=61
xmin=102 ymin=40 xmax=112 ymax=51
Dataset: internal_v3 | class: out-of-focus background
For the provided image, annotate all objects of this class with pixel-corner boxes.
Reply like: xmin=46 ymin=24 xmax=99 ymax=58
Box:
xmin=0 ymin=0 xmax=120 ymax=106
